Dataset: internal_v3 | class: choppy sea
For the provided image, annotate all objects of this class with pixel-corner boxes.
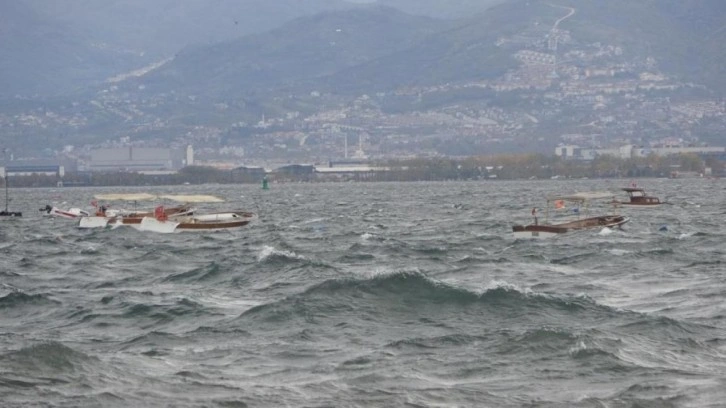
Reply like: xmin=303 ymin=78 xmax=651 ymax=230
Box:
xmin=1 ymin=179 xmax=725 ymax=407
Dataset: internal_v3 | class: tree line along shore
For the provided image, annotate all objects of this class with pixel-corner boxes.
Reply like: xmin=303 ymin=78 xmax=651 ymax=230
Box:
xmin=2 ymin=152 xmax=720 ymax=188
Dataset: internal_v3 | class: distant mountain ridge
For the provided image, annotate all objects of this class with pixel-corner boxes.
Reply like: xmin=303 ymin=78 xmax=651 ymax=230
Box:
xmin=374 ymin=0 xmax=507 ymax=18
xmin=0 ymin=2 xmax=145 ymax=97
xmin=5 ymin=0 xmax=725 ymax=99
xmin=129 ymin=5 xmax=451 ymax=97
xmin=125 ymin=0 xmax=726 ymax=98
xmin=2 ymin=0 xmax=726 ymax=158
xmin=22 ymin=0 xmax=354 ymax=57
xmin=1 ymin=0 xmax=357 ymax=98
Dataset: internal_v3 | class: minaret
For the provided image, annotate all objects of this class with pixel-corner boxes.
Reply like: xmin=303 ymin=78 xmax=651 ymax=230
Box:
xmin=186 ymin=145 xmax=194 ymax=166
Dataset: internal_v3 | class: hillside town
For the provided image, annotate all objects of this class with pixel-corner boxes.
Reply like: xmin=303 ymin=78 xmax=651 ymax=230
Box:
xmin=1 ymin=7 xmax=725 ymax=183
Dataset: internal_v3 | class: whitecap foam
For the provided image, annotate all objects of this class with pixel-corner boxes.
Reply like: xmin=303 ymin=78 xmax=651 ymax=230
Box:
xmin=256 ymin=245 xmax=305 ymax=262
xmin=568 ymin=340 xmax=588 ymax=356
xmin=482 ymin=279 xmax=531 ymax=296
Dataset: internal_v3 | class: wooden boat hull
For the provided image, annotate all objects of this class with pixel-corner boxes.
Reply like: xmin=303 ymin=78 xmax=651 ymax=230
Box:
xmin=176 ymin=219 xmax=252 ymax=231
xmin=136 ymin=212 xmax=254 ymax=233
xmin=611 ymin=201 xmax=663 ymax=208
xmin=79 ymin=209 xmax=255 ymax=232
xmin=512 ymin=215 xmax=629 ymax=239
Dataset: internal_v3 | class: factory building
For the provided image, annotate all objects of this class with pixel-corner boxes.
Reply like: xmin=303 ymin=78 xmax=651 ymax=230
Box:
xmin=81 ymin=145 xmax=194 ymax=173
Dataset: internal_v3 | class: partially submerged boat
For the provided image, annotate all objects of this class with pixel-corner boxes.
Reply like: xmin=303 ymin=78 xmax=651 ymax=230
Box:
xmin=40 ymin=204 xmax=90 ymax=219
xmin=611 ymin=187 xmax=663 ymax=208
xmin=512 ymin=192 xmax=629 ymax=239
xmin=78 ymin=193 xmax=206 ymax=229
xmin=77 ymin=193 xmax=254 ymax=232
xmin=137 ymin=208 xmax=256 ymax=233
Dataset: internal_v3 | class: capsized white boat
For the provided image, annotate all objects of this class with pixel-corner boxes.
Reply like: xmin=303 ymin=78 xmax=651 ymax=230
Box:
xmin=40 ymin=204 xmax=90 ymax=219
xmin=135 ymin=209 xmax=256 ymax=233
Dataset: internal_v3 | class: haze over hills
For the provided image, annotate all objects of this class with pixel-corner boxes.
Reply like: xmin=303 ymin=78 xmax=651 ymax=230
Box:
xmin=0 ymin=1 xmax=147 ymax=97
xmin=134 ymin=0 xmax=726 ymax=97
xmin=1 ymin=0 xmax=725 ymax=162
xmin=2 ymin=0 xmax=358 ymax=98
xmin=129 ymin=6 xmax=451 ymax=98
xmin=22 ymin=0 xmax=354 ymax=57
xmin=355 ymin=0 xmax=507 ymax=19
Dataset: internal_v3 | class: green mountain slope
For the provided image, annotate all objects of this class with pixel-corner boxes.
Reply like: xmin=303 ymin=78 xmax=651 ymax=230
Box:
xmin=131 ymin=5 xmax=450 ymax=97
xmin=0 ymin=2 xmax=145 ymax=97
xmin=130 ymin=0 xmax=726 ymax=98
xmin=23 ymin=0 xmax=354 ymax=57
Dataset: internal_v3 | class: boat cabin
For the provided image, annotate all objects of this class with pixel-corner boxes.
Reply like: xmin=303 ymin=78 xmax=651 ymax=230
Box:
xmin=622 ymin=188 xmax=660 ymax=205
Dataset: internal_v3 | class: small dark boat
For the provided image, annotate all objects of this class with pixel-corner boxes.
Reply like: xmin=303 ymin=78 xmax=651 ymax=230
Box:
xmin=0 ymin=210 xmax=22 ymax=217
xmin=1 ymin=171 xmax=21 ymax=218
xmin=611 ymin=187 xmax=663 ymax=208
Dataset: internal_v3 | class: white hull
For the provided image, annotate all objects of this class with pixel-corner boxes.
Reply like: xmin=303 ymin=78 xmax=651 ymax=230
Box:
xmin=45 ymin=207 xmax=90 ymax=219
xmin=512 ymin=230 xmax=560 ymax=239
xmin=136 ymin=217 xmax=180 ymax=233
xmin=78 ymin=216 xmax=110 ymax=229
xmin=78 ymin=212 xmax=254 ymax=233
xmin=188 ymin=212 xmax=246 ymax=222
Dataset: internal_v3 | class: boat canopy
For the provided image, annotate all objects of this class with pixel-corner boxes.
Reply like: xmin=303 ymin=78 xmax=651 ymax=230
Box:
xmin=159 ymin=194 xmax=225 ymax=203
xmin=94 ymin=193 xmax=225 ymax=203
xmin=546 ymin=191 xmax=614 ymax=202
xmin=94 ymin=193 xmax=158 ymax=201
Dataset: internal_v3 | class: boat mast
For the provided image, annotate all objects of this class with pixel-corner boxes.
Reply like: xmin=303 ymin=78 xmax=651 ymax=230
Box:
xmin=2 ymin=151 xmax=7 ymax=212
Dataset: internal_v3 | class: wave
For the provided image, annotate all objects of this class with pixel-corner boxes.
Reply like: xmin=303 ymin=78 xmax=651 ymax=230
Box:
xmin=616 ymin=315 xmax=709 ymax=339
xmin=387 ymin=333 xmax=486 ymax=349
xmin=549 ymin=251 xmax=602 ymax=265
xmin=683 ymin=259 xmax=723 ymax=269
xmin=162 ymin=261 xmax=225 ymax=282
xmin=0 ymin=291 xmax=58 ymax=309
xmin=0 ymin=342 xmax=97 ymax=375
xmin=337 ymin=252 xmax=376 ymax=262
xmin=119 ymin=330 xmax=183 ymax=353
xmin=453 ymin=255 xmax=511 ymax=265
xmin=235 ymin=271 xmax=615 ymax=325
xmin=117 ymin=298 xmax=221 ymax=327
xmin=256 ymin=245 xmax=307 ymax=263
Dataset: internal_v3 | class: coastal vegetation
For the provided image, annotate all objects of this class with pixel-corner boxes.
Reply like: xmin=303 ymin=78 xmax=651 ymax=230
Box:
xmin=2 ymin=152 xmax=718 ymax=188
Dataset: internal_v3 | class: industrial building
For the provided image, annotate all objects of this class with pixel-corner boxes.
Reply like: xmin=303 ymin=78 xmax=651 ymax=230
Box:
xmin=81 ymin=145 xmax=194 ymax=173
xmin=555 ymin=144 xmax=726 ymax=161
xmin=0 ymin=159 xmax=68 ymax=177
